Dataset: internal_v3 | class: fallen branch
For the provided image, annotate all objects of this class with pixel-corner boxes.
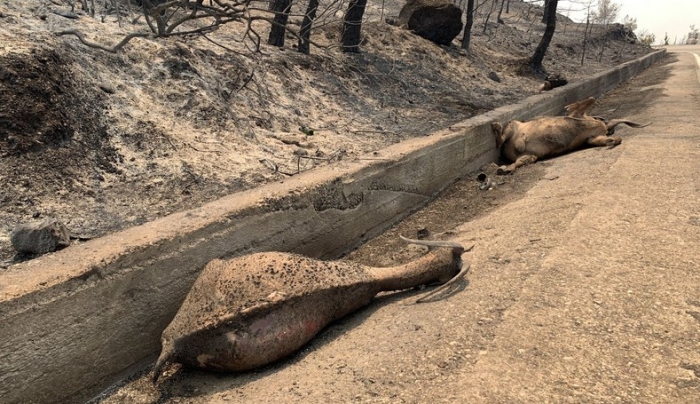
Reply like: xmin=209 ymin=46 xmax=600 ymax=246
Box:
xmin=270 ymin=134 xmax=314 ymax=148
xmin=259 ymin=158 xmax=295 ymax=176
xmin=350 ymin=129 xmax=398 ymax=135
xmin=201 ymin=34 xmax=247 ymax=56
xmin=52 ymin=9 xmax=80 ymax=19
xmin=55 ymin=30 xmax=150 ymax=53
xmin=185 ymin=143 xmax=221 ymax=154
xmin=298 ymin=149 xmax=347 ymax=163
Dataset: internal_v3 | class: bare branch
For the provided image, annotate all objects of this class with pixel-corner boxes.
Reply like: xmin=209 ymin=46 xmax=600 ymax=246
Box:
xmin=55 ymin=30 xmax=151 ymax=53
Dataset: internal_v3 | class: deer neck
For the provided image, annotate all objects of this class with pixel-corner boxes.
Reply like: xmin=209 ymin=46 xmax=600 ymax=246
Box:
xmin=369 ymin=250 xmax=457 ymax=292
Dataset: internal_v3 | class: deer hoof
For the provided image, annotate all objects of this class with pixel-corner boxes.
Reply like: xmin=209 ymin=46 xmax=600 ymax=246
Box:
xmin=496 ymin=166 xmax=513 ymax=175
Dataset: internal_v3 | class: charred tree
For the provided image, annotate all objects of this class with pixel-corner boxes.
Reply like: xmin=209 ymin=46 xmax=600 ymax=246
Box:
xmin=461 ymin=0 xmax=475 ymax=50
xmin=581 ymin=7 xmax=591 ymax=65
xmin=541 ymin=0 xmax=550 ymax=23
xmin=341 ymin=0 xmax=368 ymax=52
xmin=268 ymin=0 xmax=293 ymax=47
xmin=530 ymin=0 xmax=557 ymax=72
xmin=482 ymin=0 xmax=498 ymax=33
xmin=298 ymin=0 xmax=319 ymax=54
xmin=497 ymin=0 xmax=506 ymax=24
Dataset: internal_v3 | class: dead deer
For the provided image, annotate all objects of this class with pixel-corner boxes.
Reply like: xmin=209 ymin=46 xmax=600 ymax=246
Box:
xmin=152 ymin=236 xmax=473 ymax=382
xmin=492 ymin=97 xmax=651 ymax=174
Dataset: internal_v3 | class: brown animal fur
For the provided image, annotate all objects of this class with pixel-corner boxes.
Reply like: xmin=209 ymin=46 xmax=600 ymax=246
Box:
xmin=152 ymin=237 xmax=472 ymax=382
xmin=492 ymin=97 xmax=650 ymax=174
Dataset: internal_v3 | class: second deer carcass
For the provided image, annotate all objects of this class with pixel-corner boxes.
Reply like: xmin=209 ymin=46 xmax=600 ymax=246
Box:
xmin=492 ymin=97 xmax=651 ymax=174
xmin=152 ymin=236 xmax=472 ymax=382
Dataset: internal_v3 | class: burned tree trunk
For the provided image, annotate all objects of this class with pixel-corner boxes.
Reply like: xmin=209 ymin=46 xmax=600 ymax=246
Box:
xmin=341 ymin=0 xmax=368 ymax=53
xmin=581 ymin=9 xmax=591 ymax=65
xmin=541 ymin=0 xmax=550 ymax=23
xmin=497 ymin=0 xmax=506 ymax=24
xmin=268 ymin=0 xmax=293 ymax=47
xmin=461 ymin=0 xmax=475 ymax=50
xmin=298 ymin=0 xmax=319 ymax=54
xmin=531 ymin=0 xmax=557 ymax=72
xmin=482 ymin=0 xmax=498 ymax=33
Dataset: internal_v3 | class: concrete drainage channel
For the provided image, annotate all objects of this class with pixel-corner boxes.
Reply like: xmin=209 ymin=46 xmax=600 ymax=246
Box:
xmin=0 ymin=49 xmax=665 ymax=404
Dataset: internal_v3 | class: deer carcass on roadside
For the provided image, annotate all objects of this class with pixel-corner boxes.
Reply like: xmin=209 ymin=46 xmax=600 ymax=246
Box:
xmin=152 ymin=236 xmax=473 ymax=382
xmin=492 ymin=97 xmax=650 ymax=174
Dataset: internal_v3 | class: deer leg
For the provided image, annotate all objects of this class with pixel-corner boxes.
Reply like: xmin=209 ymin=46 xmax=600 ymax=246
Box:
xmin=497 ymin=155 xmax=538 ymax=175
xmin=492 ymin=122 xmax=512 ymax=149
xmin=587 ymin=135 xmax=622 ymax=149
xmin=565 ymin=97 xmax=596 ymax=118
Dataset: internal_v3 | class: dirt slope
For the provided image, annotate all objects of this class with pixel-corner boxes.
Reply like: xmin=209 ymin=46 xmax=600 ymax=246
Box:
xmin=0 ymin=0 xmax=651 ymax=263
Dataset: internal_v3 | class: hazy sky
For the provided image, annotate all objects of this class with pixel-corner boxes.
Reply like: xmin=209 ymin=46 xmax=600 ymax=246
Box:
xmin=556 ymin=0 xmax=700 ymax=45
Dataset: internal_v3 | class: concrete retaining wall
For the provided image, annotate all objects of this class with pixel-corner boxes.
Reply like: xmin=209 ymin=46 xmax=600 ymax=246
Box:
xmin=0 ymin=49 xmax=666 ymax=404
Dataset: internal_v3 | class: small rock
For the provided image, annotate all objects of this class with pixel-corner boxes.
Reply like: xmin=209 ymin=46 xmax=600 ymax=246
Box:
xmin=488 ymin=71 xmax=501 ymax=83
xmin=416 ymin=228 xmax=430 ymax=239
xmin=99 ymin=84 xmax=115 ymax=94
xmin=52 ymin=9 xmax=80 ymax=19
xmin=10 ymin=218 xmax=71 ymax=255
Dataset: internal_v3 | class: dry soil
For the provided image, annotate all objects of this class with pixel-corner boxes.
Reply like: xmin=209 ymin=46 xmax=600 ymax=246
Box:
xmin=0 ymin=0 xmax=652 ymax=263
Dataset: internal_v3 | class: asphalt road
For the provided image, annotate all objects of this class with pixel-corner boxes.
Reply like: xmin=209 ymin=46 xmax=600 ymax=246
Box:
xmin=102 ymin=48 xmax=700 ymax=404
xmin=665 ymin=44 xmax=700 ymax=83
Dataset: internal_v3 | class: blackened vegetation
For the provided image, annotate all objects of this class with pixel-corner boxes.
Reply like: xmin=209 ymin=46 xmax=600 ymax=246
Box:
xmin=0 ymin=49 xmax=119 ymax=232
xmin=1 ymin=50 xmax=76 ymax=154
xmin=0 ymin=49 xmax=115 ymax=163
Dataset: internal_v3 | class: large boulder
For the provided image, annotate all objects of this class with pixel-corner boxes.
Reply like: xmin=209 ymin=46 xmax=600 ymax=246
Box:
xmin=398 ymin=0 xmax=463 ymax=46
xmin=10 ymin=217 xmax=70 ymax=255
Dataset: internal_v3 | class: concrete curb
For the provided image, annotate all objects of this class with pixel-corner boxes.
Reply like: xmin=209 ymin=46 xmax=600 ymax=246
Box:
xmin=0 ymin=49 xmax=666 ymax=404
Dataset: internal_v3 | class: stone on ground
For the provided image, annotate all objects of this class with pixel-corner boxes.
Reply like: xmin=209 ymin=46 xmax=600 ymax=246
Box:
xmin=10 ymin=218 xmax=70 ymax=254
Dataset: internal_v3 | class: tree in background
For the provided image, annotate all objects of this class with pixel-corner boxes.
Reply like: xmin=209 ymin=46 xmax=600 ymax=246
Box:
xmin=530 ymin=0 xmax=558 ymax=72
xmin=298 ymin=0 xmax=319 ymax=54
xmin=496 ymin=0 xmax=507 ymax=24
xmin=541 ymin=0 xmax=551 ymax=23
xmin=622 ymin=15 xmax=637 ymax=33
xmin=341 ymin=0 xmax=368 ymax=52
xmin=482 ymin=0 xmax=499 ymax=33
xmin=268 ymin=0 xmax=293 ymax=47
xmin=637 ymin=29 xmax=655 ymax=46
xmin=615 ymin=14 xmax=637 ymax=56
xmin=592 ymin=0 xmax=620 ymax=61
xmin=591 ymin=0 xmax=620 ymax=24
xmin=689 ymin=25 xmax=699 ymax=45
xmin=461 ymin=0 xmax=476 ymax=51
